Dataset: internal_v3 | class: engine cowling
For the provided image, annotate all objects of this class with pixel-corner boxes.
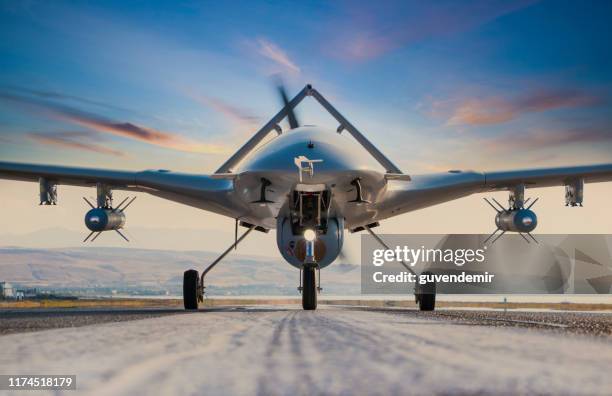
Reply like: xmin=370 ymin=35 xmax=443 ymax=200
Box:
xmin=495 ymin=209 xmax=537 ymax=233
xmin=85 ymin=208 xmax=126 ymax=232
xmin=277 ymin=216 xmax=344 ymax=268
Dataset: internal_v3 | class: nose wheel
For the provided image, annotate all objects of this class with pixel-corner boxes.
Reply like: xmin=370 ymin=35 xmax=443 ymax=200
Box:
xmin=301 ymin=266 xmax=318 ymax=310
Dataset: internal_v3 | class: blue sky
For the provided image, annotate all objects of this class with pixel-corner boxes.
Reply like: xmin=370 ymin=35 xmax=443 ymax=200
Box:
xmin=1 ymin=0 xmax=611 ymax=173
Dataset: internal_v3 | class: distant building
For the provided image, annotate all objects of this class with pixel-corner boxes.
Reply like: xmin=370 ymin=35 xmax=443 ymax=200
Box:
xmin=20 ymin=288 xmax=39 ymax=298
xmin=0 ymin=282 xmax=14 ymax=298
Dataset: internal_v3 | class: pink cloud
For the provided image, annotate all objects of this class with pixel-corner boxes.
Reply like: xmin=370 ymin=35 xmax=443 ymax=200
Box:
xmin=0 ymin=92 xmax=229 ymax=154
xmin=28 ymin=132 xmax=126 ymax=157
xmin=483 ymin=126 xmax=612 ymax=152
xmin=187 ymin=93 xmax=260 ymax=126
xmin=255 ymin=38 xmax=300 ymax=73
xmin=447 ymin=97 xmax=514 ymax=126
xmin=445 ymin=89 xmax=603 ymax=126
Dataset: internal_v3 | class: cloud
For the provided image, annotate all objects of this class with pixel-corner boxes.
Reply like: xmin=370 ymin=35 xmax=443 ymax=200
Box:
xmin=446 ymin=97 xmax=514 ymax=125
xmin=0 ymin=93 xmax=229 ymax=154
xmin=445 ymin=89 xmax=603 ymax=126
xmin=255 ymin=38 xmax=300 ymax=74
xmin=325 ymin=0 xmax=536 ymax=61
xmin=483 ymin=126 xmax=612 ymax=152
xmin=4 ymin=85 xmax=132 ymax=113
xmin=188 ymin=93 xmax=260 ymax=126
xmin=515 ymin=89 xmax=601 ymax=113
xmin=27 ymin=131 xmax=126 ymax=157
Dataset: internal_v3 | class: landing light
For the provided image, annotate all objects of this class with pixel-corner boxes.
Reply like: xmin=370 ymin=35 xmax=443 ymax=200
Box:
xmin=304 ymin=229 xmax=316 ymax=242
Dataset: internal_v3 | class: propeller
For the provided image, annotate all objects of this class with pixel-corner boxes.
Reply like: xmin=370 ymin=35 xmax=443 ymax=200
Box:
xmin=276 ymin=79 xmax=299 ymax=130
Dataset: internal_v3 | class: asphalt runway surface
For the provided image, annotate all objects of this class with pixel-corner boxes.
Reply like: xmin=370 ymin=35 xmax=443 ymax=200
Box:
xmin=0 ymin=305 xmax=611 ymax=395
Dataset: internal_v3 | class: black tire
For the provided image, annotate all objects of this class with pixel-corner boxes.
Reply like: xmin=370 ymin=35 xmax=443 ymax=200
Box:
xmin=419 ymin=293 xmax=435 ymax=311
xmin=183 ymin=269 xmax=199 ymax=310
xmin=302 ymin=267 xmax=317 ymax=310
xmin=418 ymin=271 xmax=436 ymax=311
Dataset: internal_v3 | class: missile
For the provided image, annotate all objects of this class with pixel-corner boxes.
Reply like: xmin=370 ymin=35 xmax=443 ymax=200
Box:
xmin=495 ymin=209 xmax=537 ymax=233
xmin=82 ymin=196 xmax=135 ymax=242
xmin=85 ymin=208 xmax=126 ymax=232
xmin=483 ymin=197 xmax=539 ymax=244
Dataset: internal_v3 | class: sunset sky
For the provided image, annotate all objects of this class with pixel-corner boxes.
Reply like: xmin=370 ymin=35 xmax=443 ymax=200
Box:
xmin=1 ymin=0 xmax=611 ymax=257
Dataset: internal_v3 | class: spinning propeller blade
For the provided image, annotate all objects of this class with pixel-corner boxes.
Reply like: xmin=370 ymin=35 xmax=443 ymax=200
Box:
xmin=277 ymin=80 xmax=299 ymax=129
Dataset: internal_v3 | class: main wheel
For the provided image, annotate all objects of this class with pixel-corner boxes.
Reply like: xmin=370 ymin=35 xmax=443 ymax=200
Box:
xmin=417 ymin=271 xmax=436 ymax=311
xmin=183 ymin=269 xmax=199 ymax=310
xmin=302 ymin=267 xmax=317 ymax=310
xmin=418 ymin=292 xmax=435 ymax=311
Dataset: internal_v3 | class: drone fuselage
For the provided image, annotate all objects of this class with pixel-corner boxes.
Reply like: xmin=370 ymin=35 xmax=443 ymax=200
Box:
xmin=235 ymin=126 xmax=386 ymax=230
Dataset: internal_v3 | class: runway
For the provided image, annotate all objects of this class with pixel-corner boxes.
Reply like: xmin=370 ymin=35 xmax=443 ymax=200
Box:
xmin=1 ymin=305 xmax=611 ymax=395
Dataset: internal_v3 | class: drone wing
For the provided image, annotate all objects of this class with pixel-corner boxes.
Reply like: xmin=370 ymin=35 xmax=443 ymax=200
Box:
xmin=0 ymin=161 xmax=245 ymax=218
xmin=378 ymin=163 xmax=612 ymax=219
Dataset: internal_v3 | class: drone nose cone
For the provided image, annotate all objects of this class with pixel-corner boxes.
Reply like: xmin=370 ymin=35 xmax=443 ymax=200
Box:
xmin=514 ymin=209 xmax=537 ymax=232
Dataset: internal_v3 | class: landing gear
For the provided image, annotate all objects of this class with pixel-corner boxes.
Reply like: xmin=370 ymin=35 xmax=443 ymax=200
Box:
xmin=182 ymin=224 xmax=256 ymax=310
xmin=415 ymin=271 xmax=436 ymax=311
xmin=183 ymin=269 xmax=199 ymax=310
xmin=299 ymin=227 xmax=320 ymax=311
xmin=301 ymin=266 xmax=318 ymax=310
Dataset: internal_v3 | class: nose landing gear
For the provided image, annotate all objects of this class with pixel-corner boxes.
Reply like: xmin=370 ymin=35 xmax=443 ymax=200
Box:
xmin=298 ymin=228 xmax=321 ymax=310
xmin=300 ymin=266 xmax=318 ymax=310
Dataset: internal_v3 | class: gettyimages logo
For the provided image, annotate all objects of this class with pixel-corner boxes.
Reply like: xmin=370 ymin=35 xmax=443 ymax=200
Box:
xmin=369 ymin=244 xmax=493 ymax=286
xmin=372 ymin=245 xmax=487 ymax=267
xmin=361 ymin=234 xmax=612 ymax=294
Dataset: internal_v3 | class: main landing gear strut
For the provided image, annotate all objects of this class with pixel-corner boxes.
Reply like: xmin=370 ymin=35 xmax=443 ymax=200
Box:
xmin=183 ymin=224 xmax=255 ymax=310
xmin=364 ymin=225 xmax=436 ymax=311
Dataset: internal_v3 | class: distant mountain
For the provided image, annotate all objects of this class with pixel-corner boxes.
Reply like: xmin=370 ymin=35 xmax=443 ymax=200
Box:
xmin=0 ymin=247 xmax=360 ymax=296
xmin=0 ymin=226 xmax=363 ymax=257
xmin=0 ymin=226 xmax=264 ymax=252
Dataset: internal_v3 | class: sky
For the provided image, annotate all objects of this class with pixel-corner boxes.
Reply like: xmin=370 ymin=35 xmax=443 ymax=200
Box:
xmin=0 ymin=0 xmax=611 ymax=258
